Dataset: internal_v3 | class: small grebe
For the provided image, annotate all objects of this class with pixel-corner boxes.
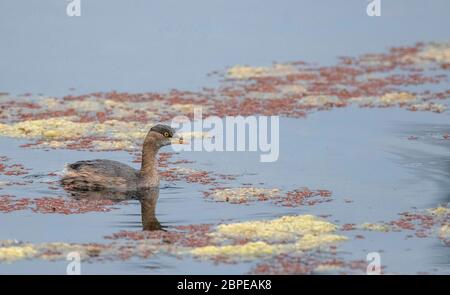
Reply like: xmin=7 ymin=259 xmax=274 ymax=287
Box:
xmin=61 ymin=124 xmax=182 ymax=191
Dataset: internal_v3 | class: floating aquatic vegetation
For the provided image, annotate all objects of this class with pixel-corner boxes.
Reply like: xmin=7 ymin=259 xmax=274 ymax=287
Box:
xmin=380 ymin=92 xmax=417 ymax=105
xmin=0 ymin=245 xmax=37 ymax=262
xmin=105 ymin=214 xmax=348 ymax=264
xmin=190 ymin=215 xmax=347 ymax=261
xmin=298 ymin=95 xmax=345 ymax=108
xmin=0 ymin=241 xmax=121 ymax=263
xmin=210 ymin=215 xmax=340 ymax=243
xmin=275 ymin=188 xmax=332 ymax=207
xmin=0 ymin=238 xmax=182 ymax=263
xmin=0 ymin=195 xmax=118 ymax=214
xmin=161 ymin=166 xmax=219 ymax=185
xmin=0 ymin=156 xmax=31 ymax=176
xmin=190 ymin=241 xmax=285 ymax=259
xmin=250 ymin=254 xmax=367 ymax=275
xmin=295 ymin=233 xmax=347 ymax=251
xmin=246 ymin=85 xmax=308 ymax=100
xmin=0 ymin=214 xmax=348 ymax=269
xmin=0 ymin=118 xmax=152 ymax=151
xmin=357 ymin=206 xmax=450 ymax=242
xmin=32 ymin=197 xmax=118 ymax=214
xmin=408 ymin=102 xmax=446 ymax=113
xmin=439 ymin=224 xmax=450 ymax=245
xmin=227 ymin=64 xmax=298 ymax=79
xmin=360 ymin=223 xmax=391 ymax=232
xmin=219 ymin=42 xmax=449 ymax=114
xmin=351 ymin=92 xmax=418 ymax=108
xmin=403 ymin=42 xmax=450 ymax=66
xmin=189 ymin=234 xmax=346 ymax=261
xmin=105 ymin=224 xmax=214 ymax=248
xmin=204 ymin=186 xmax=332 ymax=207
xmin=428 ymin=206 xmax=450 ymax=216
xmin=0 ymin=42 xmax=447 ymax=155
xmin=205 ymin=187 xmax=281 ymax=204
xmin=0 ymin=195 xmax=30 ymax=212
xmin=341 ymin=223 xmax=357 ymax=231
xmin=39 ymin=242 xmax=123 ymax=261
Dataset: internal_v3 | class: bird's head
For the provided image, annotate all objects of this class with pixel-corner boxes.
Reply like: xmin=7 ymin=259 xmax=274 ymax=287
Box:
xmin=144 ymin=124 xmax=184 ymax=149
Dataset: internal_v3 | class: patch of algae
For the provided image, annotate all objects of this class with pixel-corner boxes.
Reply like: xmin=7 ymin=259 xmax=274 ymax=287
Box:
xmin=428 ymin=206 xmax=450 ymax=217
xmin=409 ymin=102 xmax=446 ymax=113
xmin=190 ymin=241 xmax=284 ymax=259
xmin=247 ymin=84 xmax=307 ymax=100
xmin=351 ymin=92 xmax=417 ymax=106
xmin=190 ymin=215 xmax=347 ymax=260
xmin=0 ymin=245 xmax=37 ymax=262
xmin=295 ymin=233 xmax=347 ymax=250
xmin=0 ymin=242 xmax=128 ymax=263
xmin=314 ymin=263 xmax=343 ymax=273
xmin=36 ymin=242 xmax=115 ymax=260
xmin=0 ymin=117 xmax=82 ymax=139
xmin=0 ymin=118 xmax=153 ymax=150
xmin=350 ymin=92 xmax=448 ymax=113
xmin=212 ymin=215 xmax=339 ymax=242
xmin=379 ymin=92 xmax=417 ymax=105
xmin=299 ymin=95 xmax=343 ymax=107
xmin=359 ymin=223 xmax=391 ymax=232
xmin=358 ymin=206 xmax=450 ymax=235
xmin=227 ymin=64 xmax=298 ymax=79
xmin=439 ymin=224 xmax=450 ymax=240
xmin=167 ymin=166 xmax=202 ymax=177
xmin=409 ymin=42 xmax=450 ymax=64
xmin=0 ymin=216 xmax=347 ymax=263
xmin=34 ymin=97 xmax=169 ymax=119
xmin=210 ymin=187 xmax=280 ymax=203
xmin=0 ymin=115 xmax=209 ymax=150
xmin=90 ymin=140 xmax=135 ymax=150
xmin=171 ymin=103 xmax=212 ymax=114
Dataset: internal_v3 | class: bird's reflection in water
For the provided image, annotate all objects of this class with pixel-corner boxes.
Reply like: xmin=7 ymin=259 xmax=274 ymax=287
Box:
xmin=138 ymin=188 xmax=162 ymax=231
xmin=66 ymin=188 xmax=163 ymax=231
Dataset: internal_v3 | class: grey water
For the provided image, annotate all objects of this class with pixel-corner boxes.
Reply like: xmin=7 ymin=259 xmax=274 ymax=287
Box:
xmin=0 ymin=0 xmax=449 ymax=96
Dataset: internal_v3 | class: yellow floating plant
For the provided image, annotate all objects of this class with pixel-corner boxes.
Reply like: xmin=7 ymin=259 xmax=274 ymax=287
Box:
xmin=209 ymin=187 xmax=280 ymax=203
xmin=212 ymin=215 xmax=339 ymax=242
xmin=360 ymin=223 xmax=391 ymax=232
xmin=227 ymin=64 xmax=297 ymax=79
xmin=439 ymin=224 xmax=450 ymax=240
xmin=190 ymin=215 xmax=347 ymax=260
xmin=190 ymin=241 xmax=285 ymax=259
xmin=0 ymin=245 xmax=37 ymax=262
xmin=428 ymin=206 xmax=450 ymax=217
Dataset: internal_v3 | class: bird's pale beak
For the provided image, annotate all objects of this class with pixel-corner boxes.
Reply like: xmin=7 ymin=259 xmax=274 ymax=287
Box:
xmin=170 ymin=133 xmax=186 ymax=144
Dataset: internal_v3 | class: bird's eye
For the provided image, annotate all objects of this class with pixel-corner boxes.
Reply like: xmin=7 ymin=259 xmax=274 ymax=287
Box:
xmin=163 ymin=132 xmax=170 ymax=137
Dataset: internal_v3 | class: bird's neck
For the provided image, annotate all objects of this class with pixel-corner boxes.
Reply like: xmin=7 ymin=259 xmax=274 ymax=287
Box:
xmin=139 ymin=146 xmax=159 ymax=187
